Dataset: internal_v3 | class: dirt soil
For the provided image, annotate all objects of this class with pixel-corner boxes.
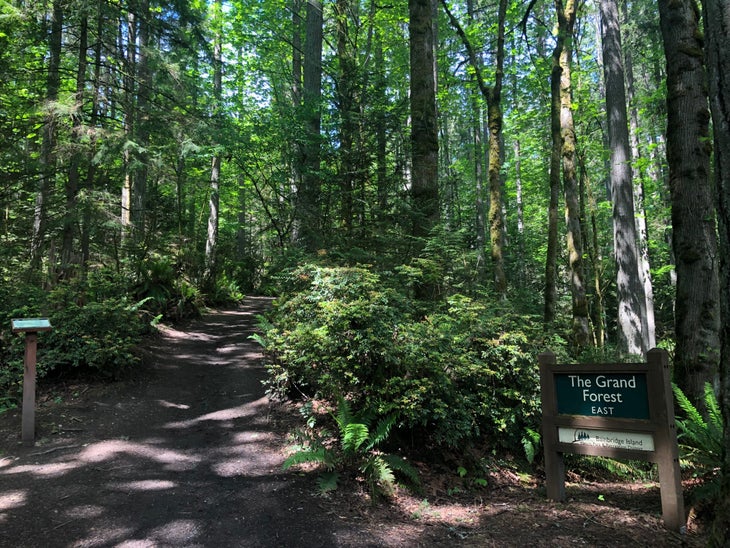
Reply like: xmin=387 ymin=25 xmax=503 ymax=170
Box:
xmin=0 ymin=297 xmax=709 ymax=547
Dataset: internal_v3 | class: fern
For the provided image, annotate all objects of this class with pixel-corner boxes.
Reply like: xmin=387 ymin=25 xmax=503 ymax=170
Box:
xmin=672 ymin=383 xmax=723 ymax=506
xmin=282 ymin=447 xmax=335 ymax=471
xmin=283 ymin=395 xmax=419 ymax=499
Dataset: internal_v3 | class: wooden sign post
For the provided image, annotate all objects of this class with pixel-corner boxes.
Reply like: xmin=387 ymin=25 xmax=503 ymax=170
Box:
xmin=539 ymin=348 xmax=685 ymax=533
xmin=11 ymin=318 xmax=52 ymax=446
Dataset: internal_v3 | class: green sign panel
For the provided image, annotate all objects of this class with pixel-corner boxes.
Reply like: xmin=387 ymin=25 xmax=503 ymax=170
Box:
xmin=555 ymin=372 xmax=650 ymax=419
xmin=11 ymin=318 xmax=52 ymax=332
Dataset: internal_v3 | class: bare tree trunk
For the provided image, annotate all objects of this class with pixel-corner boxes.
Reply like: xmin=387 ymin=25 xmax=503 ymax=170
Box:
xmin=658 ymin=0 xmax=720 ymax=407
xmin=205 ymin=0 xmax=223 ymax=289
xmin=31 ymin=1 xmax=63 ymax=274
xmin=487 ymin=0 xmax=507 ymax=297
xmin=623 ymin=0 xmax=656 ymax=350
xmin=556 ymin=0 xmax=589 ymax=347
xmin=296 ymin=0 xmax=323 ymax=251
xmin=598 ymin=0 xmax=647 ymax=356
xmin=409 ymin=0 xmax=440 ymax=243
xmin=121 ymin=7 xmax=136 ymax=249
xmin=701 ymin=0 xmax=730 ymax=542
xmin=62 ymin=8 xmax=89 ymax=279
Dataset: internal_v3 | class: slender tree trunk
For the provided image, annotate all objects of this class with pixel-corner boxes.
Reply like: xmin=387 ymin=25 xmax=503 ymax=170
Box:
xmin=205 ymin=0 xmax=223 ymax=289
xmin=622 ymin=2 xmax=656 ymax=350
xmin=486 ymin=0 xmax=507 ymax=296
xmin=658 ymin=0 xmax=720 ymax=407
xmin=132 ymin=0 xmax=150 ymax=249
xmin=60 ymin=9 xmax=89 ymax=279
xmin=374 ymin=29 xmax=388 ymax=220
xmin=31 ymin=0 xmax=63 ymax=273
xmin=336 ymin=0 xmax=356 ymax=235
xmin=598 ymin=0 xmax=647 ymax=356
xmin=121 ymin=7 xmax=137 ymax=248
xmin=297 ymin=0 xmax=323 ymax=251
xmin=701 ymin=1 xmax=730 ymax=542
xmin=556 ymin=0 xmax=589 ymax=346
xmin=545 ymin=20 xmax=562 ymax=325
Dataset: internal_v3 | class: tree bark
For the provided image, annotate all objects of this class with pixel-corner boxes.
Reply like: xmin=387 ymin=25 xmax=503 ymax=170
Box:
xmin=598 ymin=0 xmax=647 ymax=356
xmin=205 ymin=0 xmax=223 ymax=290
xmin=31 ymin=0 xmax=63 ymax=273
xmin=61 ymin=6 xmax=89 ymax=279
xmin=658 ymin=0 xmax=720 ymax=407
xmin=297 ymin=0 xmax=323 ymax=251
xmin=409 ymin=0 xmax=440 ymax=242
xmin=701 ymin=0 xmax=730 ymax=542
xmin=622 ymin=0 xmax=656 ymax=349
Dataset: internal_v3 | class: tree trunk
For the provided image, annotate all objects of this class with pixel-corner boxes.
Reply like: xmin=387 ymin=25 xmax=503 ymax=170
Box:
xmin=294 ymin=0 xmax=324 ymax=251
xmin=487 ymin=0 xmax=507 ymax=297
xmin=335 ymin=0 xmax=356 ymax=235
xmin=598 ymin=0 xmax=647 ymax=356
xmin=133 ymin=0 xmax=151 ymax=249
xmin=622 ymin=0 xmax=656 ymax=350
xmin=121 ymin=7 xmax=137 ymax=249
xmin=62 ymin=8 xmax=89 ymax=279
xmin=556 ymin=0 xmax=589 ymax=347
xmin=205 ymin=0 xmax=223 ymax=289
xmin=31 ymin=0 xmax=63 ymax=274
xmin=409 ymin=0 xmax=440 ymax=243
xmin=701 ymin=0 xmax=730 ymax=542
xmin=545 ymin=24 xmax=561 ymax=325
xmin=658 ymin=0 xmax=720 ymax=407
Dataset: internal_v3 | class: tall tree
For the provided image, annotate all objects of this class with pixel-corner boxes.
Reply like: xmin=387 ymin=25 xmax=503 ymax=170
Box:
xmin=409 ymin=0 xmax=440 ymax=243
xmin=294 ymin=0 xmax=324 ymax=251
xmin=204 ymin=0 xmax=224 ymax=289
xmin=702 ymin=0 xmax=730 ymax=542
xmin=440 ymin=0 xmax=507 ymax=296
xmin=658 ymin=0 xmax=720 ymax=407
xmin=552 ymin=0 xmax=589 ymax=347
xmin=31 ymin=1 xmax=63 ymax=272
xmin=598 ymin=0 xmax=647 ymax=356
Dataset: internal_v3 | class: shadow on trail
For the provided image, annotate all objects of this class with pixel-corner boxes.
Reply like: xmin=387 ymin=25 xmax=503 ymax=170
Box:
xmin=0 ymin=297 xmax=390 ymax=547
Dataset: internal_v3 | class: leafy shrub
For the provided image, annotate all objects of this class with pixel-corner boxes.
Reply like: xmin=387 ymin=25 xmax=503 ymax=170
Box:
xmin=257 ymin=264 xmax=564 ymax=455
xmin=0 ymin=276 xmax=152 ymax=411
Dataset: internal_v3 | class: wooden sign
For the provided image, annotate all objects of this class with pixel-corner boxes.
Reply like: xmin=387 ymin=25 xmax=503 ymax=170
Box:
xmin=539 ymin=348 xmax=685 ymax=533
xmin=11 ymin=318 xmax=52 ymax=446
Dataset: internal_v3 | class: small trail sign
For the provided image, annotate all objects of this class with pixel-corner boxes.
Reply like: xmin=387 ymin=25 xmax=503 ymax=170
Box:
xmin=539 ymin=348 xmax=685 ymax=533
xmin=11 ymin=318 xmax=52 ymax=446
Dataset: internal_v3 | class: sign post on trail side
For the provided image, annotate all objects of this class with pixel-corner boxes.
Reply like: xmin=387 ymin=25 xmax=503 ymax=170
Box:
xmin=538 ymin=348 xmax=685 ymax=533
xmin=11 ymin=318 xmax=52 ymax=446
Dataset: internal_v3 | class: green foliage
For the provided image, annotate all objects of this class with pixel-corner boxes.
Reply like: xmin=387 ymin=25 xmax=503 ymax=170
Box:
xmin=673 ymin=383 xmax=723 ymax=505
xmin=133 ymin=256 xmax=204 ymax=321
xmin=0 ymin=274 xmax=153 ymax=412
xmin=258 ymin=263 xmax=565 ymax=457
xmin=283 ymin=395 xmax=419 ymax=499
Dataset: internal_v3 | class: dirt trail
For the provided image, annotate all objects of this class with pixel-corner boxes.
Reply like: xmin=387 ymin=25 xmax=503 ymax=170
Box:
xmin=0 ymin=298 xmax=426 ymax=547
xmin=0 ymin=297 xmax=708 ymax=547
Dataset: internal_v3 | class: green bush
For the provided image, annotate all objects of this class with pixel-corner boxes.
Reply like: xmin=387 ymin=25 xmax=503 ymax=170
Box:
xmin=0 ymin=276 xmax=152 ymax=411
xmin=257 ymin=264 xmax=563 ymax=455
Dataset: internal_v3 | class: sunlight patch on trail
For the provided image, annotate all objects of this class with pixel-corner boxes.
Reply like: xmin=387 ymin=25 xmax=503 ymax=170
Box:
xmin=109 ymin=480 xmax=177 ymax=491
xmin=162 ymin=396 xmax=270 ymax=430
xmin=0 ymin=490 xmax=27 ymax=512
xmin=77 ymin=440 xmax=200 ymax=470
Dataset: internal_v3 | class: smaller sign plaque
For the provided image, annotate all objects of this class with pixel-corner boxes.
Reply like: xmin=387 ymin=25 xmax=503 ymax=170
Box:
xmin=11 ymin=318 xmax=52 ymax=333
xmin=558 ymin=427 xmax=655 ymax=452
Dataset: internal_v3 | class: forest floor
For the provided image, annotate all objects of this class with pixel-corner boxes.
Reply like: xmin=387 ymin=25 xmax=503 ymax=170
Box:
xmin=0 ymin=297 xmax=710 ymax=547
